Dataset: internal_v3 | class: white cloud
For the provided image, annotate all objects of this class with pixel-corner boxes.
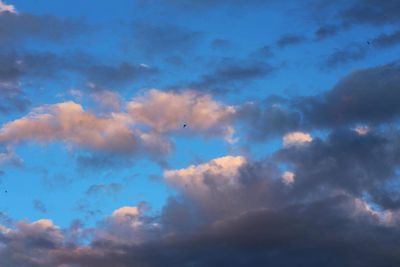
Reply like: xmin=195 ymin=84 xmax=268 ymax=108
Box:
xmin=128 ymin=89 xmax=237 ymax=142
xmin=282 ymin=171 xmax=295 ymax=185
xmin=164 ymin=155 xmax=247 ymax=197
xmin=353 ymin=125 xmax=370 ymax=136
xmin=283 ymin=131 xmax=313 ymax=147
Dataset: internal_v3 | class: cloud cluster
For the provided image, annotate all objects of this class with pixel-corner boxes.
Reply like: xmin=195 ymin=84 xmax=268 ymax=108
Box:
xmin=0 ymin=89 xmax=237 ymax=166
xmin=2 ymin=141 xmax=400 ymax=266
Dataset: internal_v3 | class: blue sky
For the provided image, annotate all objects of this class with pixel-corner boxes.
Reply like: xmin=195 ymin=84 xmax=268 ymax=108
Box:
xmin=1 ymin=1 xmax=400 ymax=266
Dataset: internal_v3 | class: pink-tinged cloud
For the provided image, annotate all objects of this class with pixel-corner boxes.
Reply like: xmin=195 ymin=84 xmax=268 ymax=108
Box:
xmin=281 ymin=171 xmax=295 ymax=185
xmin=0 ymin=89 xmax=241 ymax=164
xmin=93 ymin=204 xmax=158 ymax=245
xmin=91 ymin=90 xmax=122 ymax=112
xmin=282 ymin=131 xmax=313 ymax=147
xmin=0 ymin=101 xmax=137 ymax=154
xmin=0 ymin=1 xmax=17 ymax=14
xmin=128 ymin=89 xmax=237 ymax=142
xmin=164 ymin=155 xmax=247 ymax=199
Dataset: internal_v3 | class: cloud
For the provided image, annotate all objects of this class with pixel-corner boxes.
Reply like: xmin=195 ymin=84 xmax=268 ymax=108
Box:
xmin=281 ymin=171 xmax=295 ymax=185
xmin=340 ymin=0 xmax=400 ymax=26
xmin=88 ymin=87 xmax=122 ymax=112
xmin=283 ymin=131 xmax=313 ymax=147
xmin=83 ymin=62 xmax=159 ymax=87
xmin=164 ymin=155 xmax=247 ymax=198
xmin=299 ymin=61 xmax=400 ymax=127
xmin=0 ymin=9 xmax=87 ymax=47
xmin=0 ymin=145 xmax=22 ymax=166
xmin=353 ymin=125 xmax=370 ymax=136
xmin=33 ymin=200 xmax=47 ymax=214
xmin=127 ymin=89 xmax=237 ymax=142
xmin=314 ymin=24 xmax=339 ymax=40
xmin=3 ymin=147 xmax=400 ymax=266
xmin=210 ymin=38 xmax=232 ymax=49
xmin=323 ymin=44 xmax=367 ymax=68
xmin=85 ymin=183 xmax=122 ymax=196
xmin=0 ymin=1 xmax=16 ymax=14
xmin=0 ymin=101 xmax=137 ymax=154
xmin=0 ymin=89 xmax=240 ymax=167
xmin=276 ymin=34 xmax=307 ymax=48
xmin=236 ymin=97 xmax=301 ymax=141
xmin=189 ymin=57 xmax=275 ymax=93
xmin=131 ymin=22 xmax=203 ymax=56
xmin=372 ymin=30 xmax=400 ymax=48
xmin=275 ymin=128 xmax=400 ymax=209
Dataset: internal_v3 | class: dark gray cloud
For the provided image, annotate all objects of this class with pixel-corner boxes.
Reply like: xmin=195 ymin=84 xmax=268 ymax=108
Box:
xmin=189 ymin=57 xmax=275 ymax=93
xmin=314 ymin=24 xmax=339 ymax=40
xmin=340 ymin=0 xmax=400 ymax=26
xmin=276 ymin=129 xmax=400 ymax=208
xmin=0 ymin=11 xmax=87 ymax=48
xmin=0 ymin=51 xmax=159 ymax=112
xmin=83 ymin=62 xmax=159 ymax=87
xmin=237 ymin=97 xmax=301 ymax=141
xmin=323 ymin=44 xmax=367 ymax=68
xmin=276 ymin=34 xmax=307 ymax=48
xmin=33 ymin=200 xmax=47 ymax=214
xmin=2 ymin=144 xmax=400 ymax=266
xmin=300 ymin=61 xmax=400 ymax=127
xmin=372 ymin=30 xmax=400 ymax=48
xmin=233 ymin=61 xmax=400 ymax=142
xmin=0 ymin=53 xmax=30 ymax=113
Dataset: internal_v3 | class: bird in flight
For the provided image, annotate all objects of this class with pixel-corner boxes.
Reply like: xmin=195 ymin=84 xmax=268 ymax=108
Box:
xmin=183 ymin=124 xmax=187 ymax=128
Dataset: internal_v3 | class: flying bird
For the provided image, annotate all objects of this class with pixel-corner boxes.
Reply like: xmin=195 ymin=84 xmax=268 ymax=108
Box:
xmin=183 ymin=124 xmax=187 ymax=128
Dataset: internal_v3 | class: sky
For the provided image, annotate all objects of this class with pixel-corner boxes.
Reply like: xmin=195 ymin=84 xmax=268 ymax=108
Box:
xmin=1 ymin=0 xmax=400 ymax=266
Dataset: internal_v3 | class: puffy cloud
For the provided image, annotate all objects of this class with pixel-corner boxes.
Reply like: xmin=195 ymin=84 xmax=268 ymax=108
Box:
xmin=0 ymin=101 xmax=137 ymax=154
xmin=3 ymin=142 xmax=400 ymax=266
xmin=0 ymin=1 xmax=16 ymax=14
xmin=128 ymin=89 xmax=237 ymax=142
xmin=90 ymin=89 xmax=122 ymax=112
xmin=283 ymin=131 xmax=312 ymax=147
xmin=112 ymin=206 xmax=141 ymax=219
xmin=0 ymin=89 xmax=240 ymax=166
xmin=165 ymin=155 xmax=247 ymax=196
xmin=92 ymin=204 xmax=157 ymax=245
xmin=299 ymin=61 xmax=400 ymax=127
xmin=276 ymin=129 xmax=400 ymax=209
xmin=353 ymin=125 xmax=370 ymax=136
xmin=282 ymin=171 xmax=295 ymax=185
